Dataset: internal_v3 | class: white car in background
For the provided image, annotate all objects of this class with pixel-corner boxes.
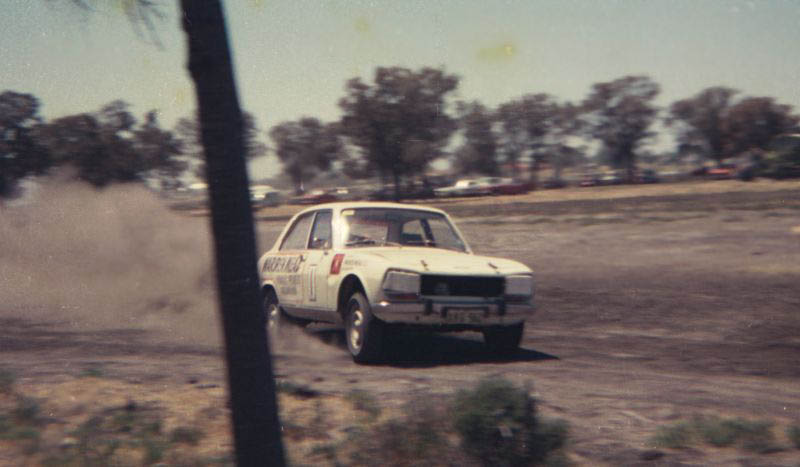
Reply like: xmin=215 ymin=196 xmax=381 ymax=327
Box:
xmin=434 ymin=179 xmax=492 ymax=197
xmin=258 ymin=202 xmax=536 ymax=363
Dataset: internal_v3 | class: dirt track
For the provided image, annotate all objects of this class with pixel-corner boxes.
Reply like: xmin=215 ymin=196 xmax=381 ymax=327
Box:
xmin=2 ymin=181 xmax=800 ymax=465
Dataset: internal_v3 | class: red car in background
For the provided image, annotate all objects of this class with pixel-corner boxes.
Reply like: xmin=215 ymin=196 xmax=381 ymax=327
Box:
xmin=490 ymin=177 xmax=530 ymax=195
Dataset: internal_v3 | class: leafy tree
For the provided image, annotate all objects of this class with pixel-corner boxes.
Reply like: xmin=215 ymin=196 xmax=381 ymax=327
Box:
xmin=453 ymin=101 xmax=499 ymax=175
xmin=0 ymin=91 xmax=51 ymax=198
xmin=723 ymin=97 xmax=799 ymax=157
xmin=133 ymin=110 xmax=186 ymax=190
xmin=582 ymin=76 xmax=660 ymax=182
xmin=496 ymin=94 xmax=581 ymax=186
xmin=175 ymin=110 xmax=266 ymax=178
xmin=269 ymin=117 xmax=340 ymax=194
xmin=37 ymin=101 xmax=185 ymax=188
xmin=37 ymin=108 xmax=140 ymax=187
xmin=546 ymin=102 xmax=585 ymax=182
xmin=339 ymin=66 xmax=459 ymax=199
xmin=666 ymin=86 xmax=738 ymax=166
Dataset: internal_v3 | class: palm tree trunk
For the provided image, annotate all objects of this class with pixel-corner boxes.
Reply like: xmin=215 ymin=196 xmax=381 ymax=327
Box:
xmin=180 ymin=2 xmax=285 ymax=465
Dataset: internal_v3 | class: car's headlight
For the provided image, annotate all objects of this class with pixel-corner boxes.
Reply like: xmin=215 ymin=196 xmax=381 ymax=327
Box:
xmin=382 ymin=270 xmax=421 ymax=300
xmin=505 ymin=274 xmax=534 ymax=300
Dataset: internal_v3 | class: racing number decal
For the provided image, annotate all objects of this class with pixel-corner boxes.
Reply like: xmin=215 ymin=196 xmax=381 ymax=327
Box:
xmin=308 ymin=266 xmax=317 ymax=302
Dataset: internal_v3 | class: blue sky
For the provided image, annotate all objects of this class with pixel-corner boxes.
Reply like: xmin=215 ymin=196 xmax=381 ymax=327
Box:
xmin=2 ymin=0 xmax=799 ymax=178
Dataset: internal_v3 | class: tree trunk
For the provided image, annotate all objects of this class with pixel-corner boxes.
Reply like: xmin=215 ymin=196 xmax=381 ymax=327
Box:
xmin=625 ymin=152 xmax=637 ymax=183
xmin=392 ymin=170 xmax=401 ymax=201
xmin=180 ymin=2 xmax=285 ymax=466
xmin=528 ymin=155 xmax=540 ymax=190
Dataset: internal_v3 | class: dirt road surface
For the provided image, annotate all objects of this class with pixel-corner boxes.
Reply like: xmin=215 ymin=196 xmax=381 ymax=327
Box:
xmin=2 ymin=180 xmax=799 ymax=465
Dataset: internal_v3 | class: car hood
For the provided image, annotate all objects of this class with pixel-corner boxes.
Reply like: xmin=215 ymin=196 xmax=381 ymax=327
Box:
xmin=348 ymin=247 xmax=532 ymax=276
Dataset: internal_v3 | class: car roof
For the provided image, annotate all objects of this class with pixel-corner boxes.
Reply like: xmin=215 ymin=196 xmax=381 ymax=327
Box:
xmin=294 ymin=201 xmax=446 ymax=216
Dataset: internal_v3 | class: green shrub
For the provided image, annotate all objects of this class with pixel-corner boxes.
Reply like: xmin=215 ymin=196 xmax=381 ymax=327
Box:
xmin=696 ymin=416 xmax=775 ymax=452
xmin=12 ymin=397 xmax=40 ymax=425
xmin=451 ymin=377 xmax=567 ymax=466
xmin=695 ymin=416 xmax=739 ymax=447
xmin=80 ymin=365 xmax=105 ymax=378
xmin=787 ymin=424 xmax=800 ymax=449
xmin=143 ymin=438 xmax=167 ymax=465
xmin=0 ymin=415 xmax=10 ymax=435
xmin=651 ymin=416 xmax=778 ymax=453
xmin=0 ymin=368 xmax=15 ymax=394
xmin=650 ymin=422 xmax=694 ymax=449
xmin=345 ymin=389 xmax=381 ymax=419
xmin=346 ymin=400 xmax=462 ymax=466
xmin=170 ymin=426 xmax=204 ymax=445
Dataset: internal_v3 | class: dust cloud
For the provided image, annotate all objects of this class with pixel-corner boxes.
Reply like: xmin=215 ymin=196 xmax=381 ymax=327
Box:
xmin=0 ymin=178 xmax=222 ymax=347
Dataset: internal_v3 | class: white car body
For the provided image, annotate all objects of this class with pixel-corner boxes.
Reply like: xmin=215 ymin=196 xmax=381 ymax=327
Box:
xmin=258 ymin=202 xmax=535 ymax=362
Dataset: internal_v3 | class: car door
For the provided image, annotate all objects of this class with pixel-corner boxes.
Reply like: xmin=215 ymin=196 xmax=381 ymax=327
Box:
xmin=300 ymin=209 xmax=335 ymax=320
xmin=269 ymin=211 xmax=315 ymax=312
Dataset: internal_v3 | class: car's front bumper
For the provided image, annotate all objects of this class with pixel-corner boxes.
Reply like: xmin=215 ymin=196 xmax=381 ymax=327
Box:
xmin=372 ymin=297 xmax=533 ymax=326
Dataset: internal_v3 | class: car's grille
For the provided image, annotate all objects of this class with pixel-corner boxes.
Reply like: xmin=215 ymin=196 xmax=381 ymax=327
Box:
xmin=420 ymin=275 xmax=504 ymax=298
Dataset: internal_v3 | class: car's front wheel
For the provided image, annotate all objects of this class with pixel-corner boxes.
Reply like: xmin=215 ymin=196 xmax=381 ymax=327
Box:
xmin=264 ymin=289 xmax=285 ymax=346
xmin=345 ymin=292 xmax=384 ymax=364
xmin=482 ymin=323 xmax=524 ymax=356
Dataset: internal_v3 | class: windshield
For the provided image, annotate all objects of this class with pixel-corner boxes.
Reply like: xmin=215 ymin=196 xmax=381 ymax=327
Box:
xmin=340 ymin=208 xmax=467 ymax=252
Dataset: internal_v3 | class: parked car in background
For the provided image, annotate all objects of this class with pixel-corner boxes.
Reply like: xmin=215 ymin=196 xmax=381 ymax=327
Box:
xmin=579 ymin=175 xmax=599 ymax=187
xmin=762 ymin=135 xmax=800 ymax=179
xmin=291 ymin=189 xmax=337 ymax=205
xmin=541 ymin=178 xmax=567 ymax=189
xmin=706 ymin=164 xmax=736 ymax=180
xmin=492 ymin=177 xmax=531 ymax=194
xmin=636 ymin=169 xmax=660 ymax=184
xmin=368 ymin=182 xmax=435 ymax=201
xmin=250 ymin=185 xmax=282 ymax=207
xmin=258 ymin=202 xmax=536 ymax=363
xmin=598 ymin=172 xmax=623 ymax=185
xmin=434 ymin=179 xmax=492 ymax=197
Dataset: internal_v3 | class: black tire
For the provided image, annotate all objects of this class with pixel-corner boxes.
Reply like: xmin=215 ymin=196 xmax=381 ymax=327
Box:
xmin=263 ymin=289 xmax=284 ymax=344
xmin=345 ymin=292 xmax=385 ymax=364
xmin=482 ymin=323 xmax=524 ymax=356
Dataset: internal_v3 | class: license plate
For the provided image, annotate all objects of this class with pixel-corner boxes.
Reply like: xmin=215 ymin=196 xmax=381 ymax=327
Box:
xmin=443 ymin=308 xmax=487 ymax=323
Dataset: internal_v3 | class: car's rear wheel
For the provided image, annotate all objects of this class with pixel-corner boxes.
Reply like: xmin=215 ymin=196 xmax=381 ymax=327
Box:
xmin=345 ymin=292 xmax=384 ymax=364
xmin=482 ymin=323 xmax=524 ymax=356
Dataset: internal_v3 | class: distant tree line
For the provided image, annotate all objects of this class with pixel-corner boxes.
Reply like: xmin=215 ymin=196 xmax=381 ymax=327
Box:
xmin=2 ymin=69 xmax=798 ymax=199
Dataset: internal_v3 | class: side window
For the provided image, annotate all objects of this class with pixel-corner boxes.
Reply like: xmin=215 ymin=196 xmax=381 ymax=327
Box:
xmin=309 ymin=211 xmax=332 ymax=250
xmin=280 ymin=213 xmax=314 ymax=251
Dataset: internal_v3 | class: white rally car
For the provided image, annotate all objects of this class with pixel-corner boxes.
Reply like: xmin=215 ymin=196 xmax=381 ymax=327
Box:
xmin=258 ymin=202 xmax=535 ymax=363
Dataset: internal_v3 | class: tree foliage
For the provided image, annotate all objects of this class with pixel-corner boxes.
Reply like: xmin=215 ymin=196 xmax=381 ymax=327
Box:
xmin=723 ymin=97 xmax=799 ymax=157
xmin=667 ymin=86 xmax=738 ymax=165
xmin=133 ymin=111 xmax=186 ymax=189
xmin=453 ymin=101 xmax=499 ymax=175
xmin=269 ymin=118 xmax=341 ymax=193
xmin=668 ymin=88 xmax=798 ymax=165
xmin=496 ymin=94 xmax=557 ymax=170
xmin=582 ymin=76 xmax=660 ymax=182
xmin=339 ymin=66 xmax=459 ymax=198
xmin=34 ymin=100 xmax=184 ymax=188
xmin=0 ymin=91 xmax=51 ymax=197
xmin=175 ymin=110 xmax=266 ymax=178
xmin=496 ymin=94 xmax=581 ymax=185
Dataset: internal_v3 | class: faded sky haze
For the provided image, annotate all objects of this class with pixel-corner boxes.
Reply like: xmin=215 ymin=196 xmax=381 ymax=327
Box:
xmin=2 ymin=0 xmax=799 ymax=178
